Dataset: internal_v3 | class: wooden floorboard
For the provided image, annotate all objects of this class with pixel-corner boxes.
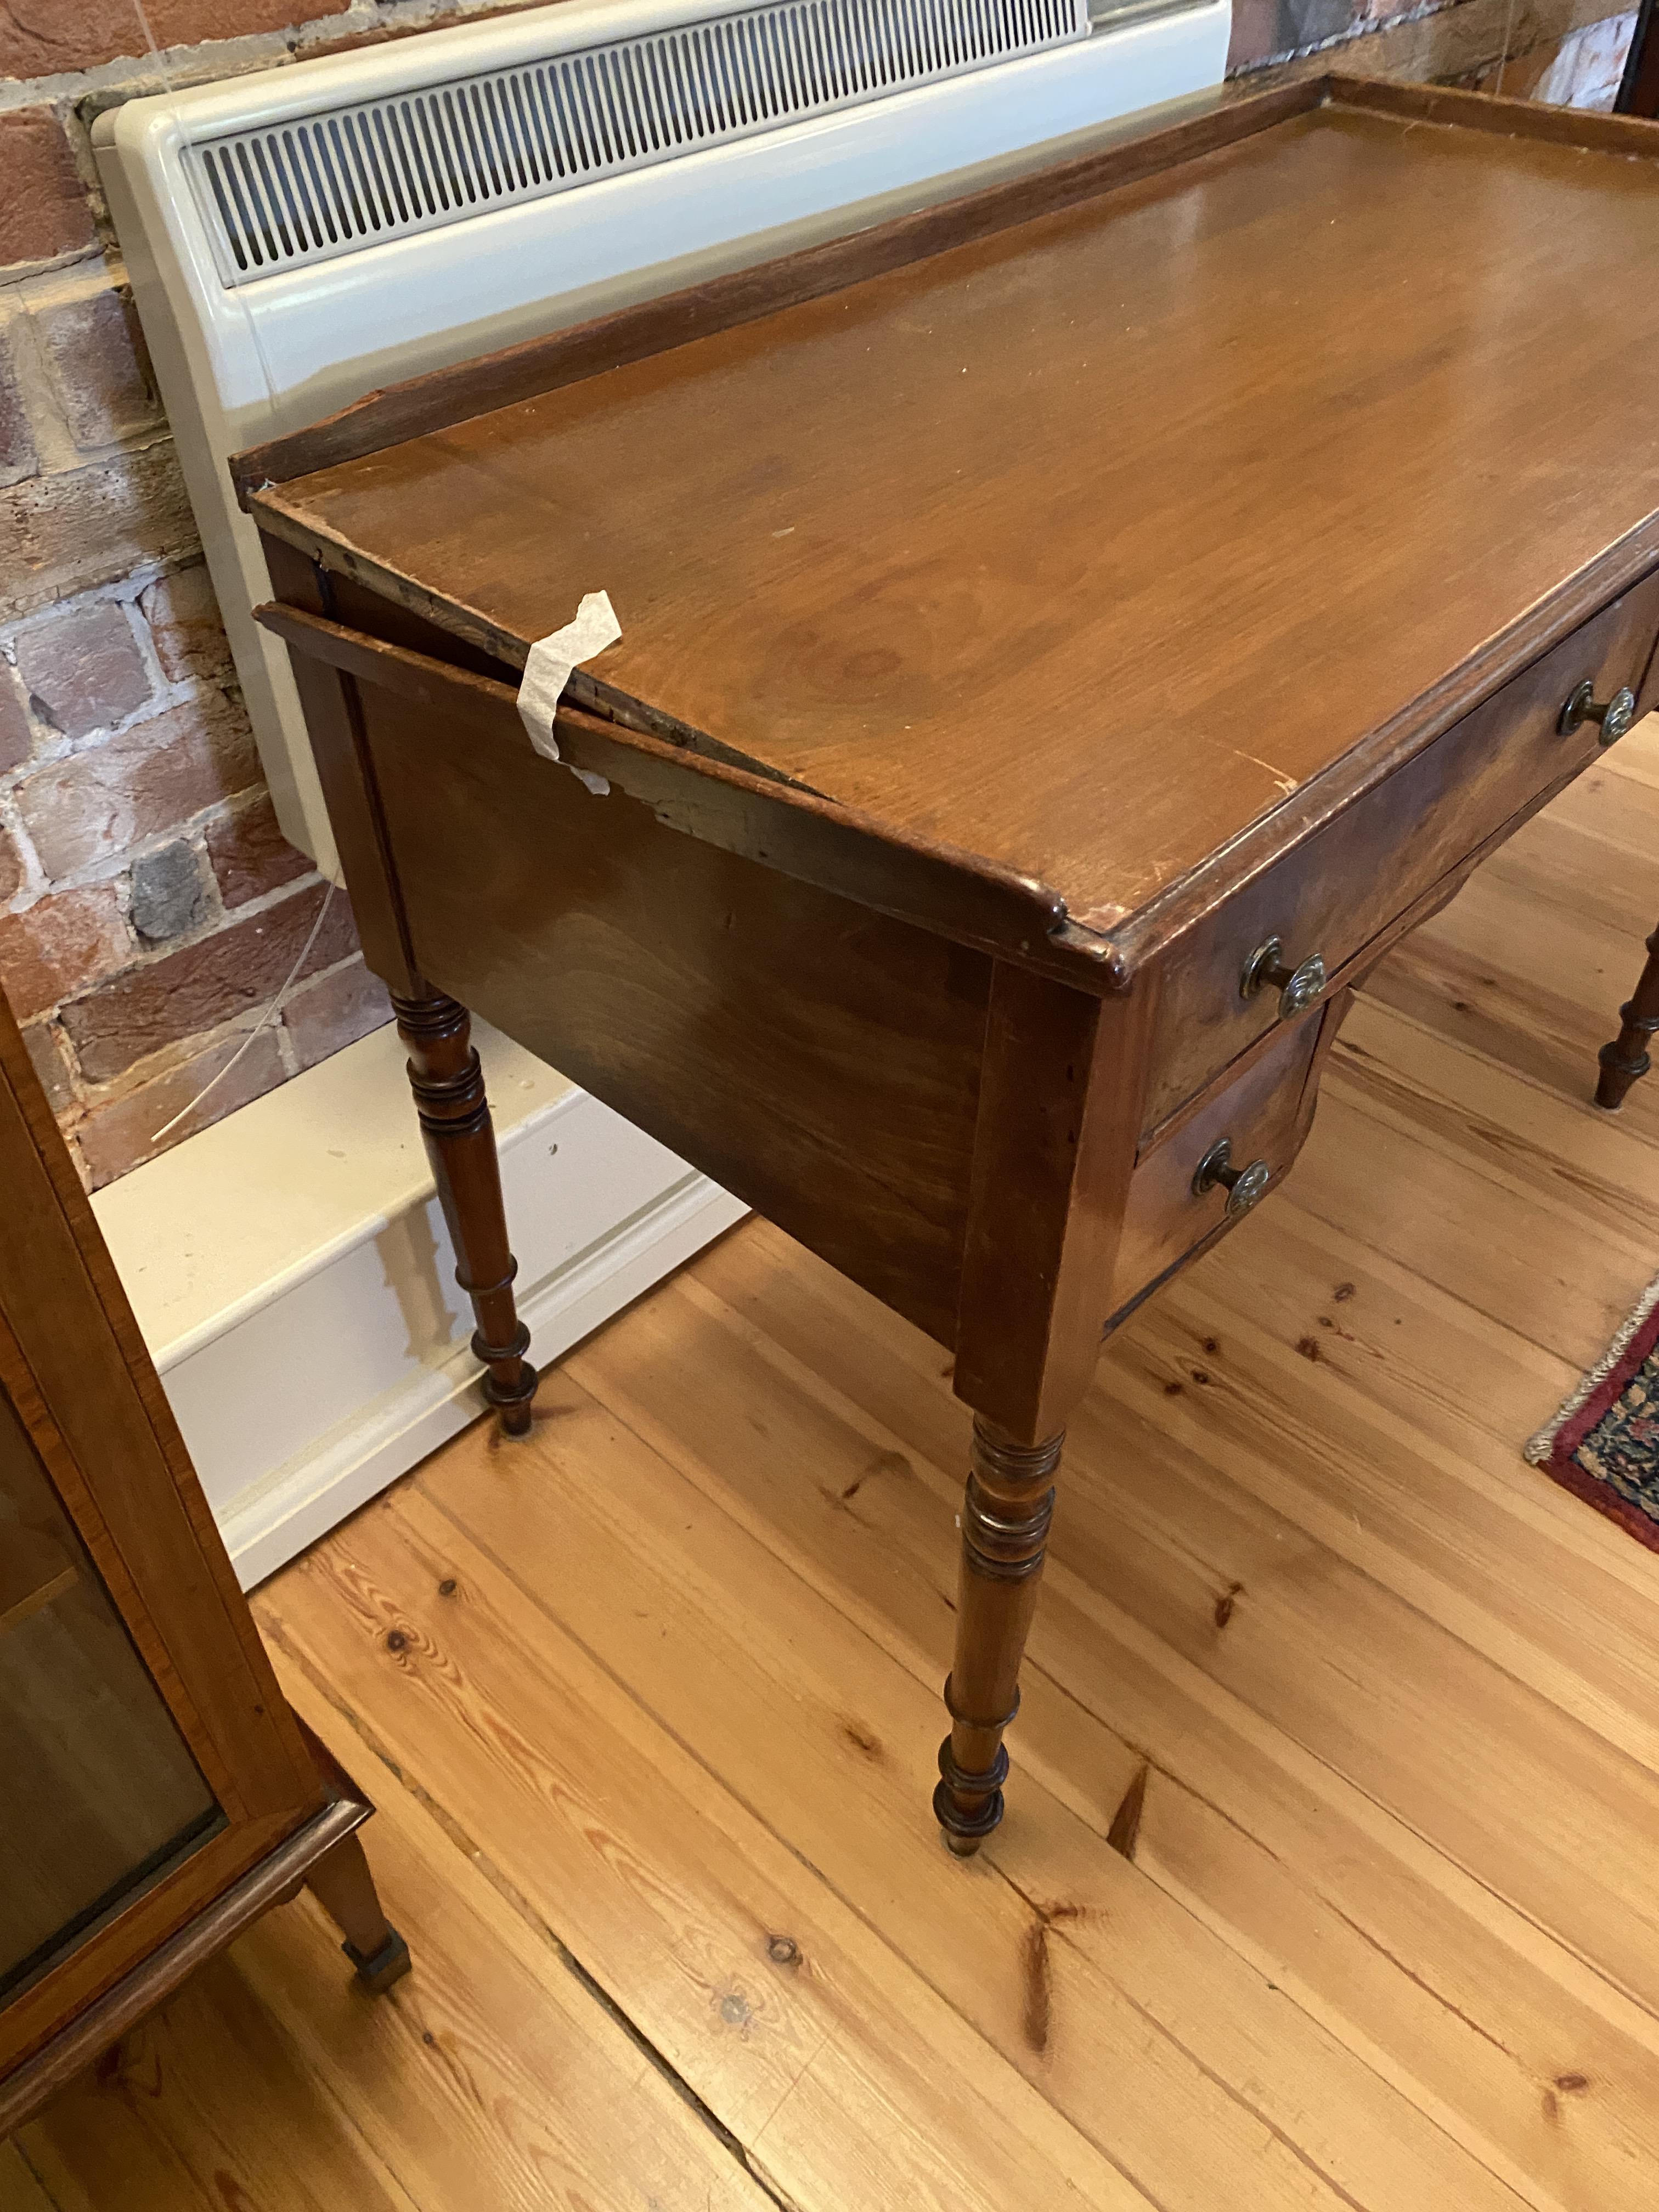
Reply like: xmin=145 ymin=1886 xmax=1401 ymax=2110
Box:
xmin=17 ymin=724 xmax=1659 ymax=2209
xmin=0 ymin=2145 xmax=56 ymax=2212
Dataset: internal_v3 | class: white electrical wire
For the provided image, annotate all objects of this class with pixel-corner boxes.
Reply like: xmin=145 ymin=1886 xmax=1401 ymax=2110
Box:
xmin=150 ymin=882 xmax=336 ymax=1140
xmin=1492 ymin=0 xmax=1522 ymax=94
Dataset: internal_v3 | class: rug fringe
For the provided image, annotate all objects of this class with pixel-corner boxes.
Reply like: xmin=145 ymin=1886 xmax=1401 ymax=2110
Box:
xmin=1524 ymin=1268 xmax=1659 ymax=1466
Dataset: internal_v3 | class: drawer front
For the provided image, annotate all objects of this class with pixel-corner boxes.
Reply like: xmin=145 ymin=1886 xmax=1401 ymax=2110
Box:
xmin=1143 ymin=570 xmax=1659 ymax=1132
xmin=1108 ymin=998 xmax=1333 ymax=1321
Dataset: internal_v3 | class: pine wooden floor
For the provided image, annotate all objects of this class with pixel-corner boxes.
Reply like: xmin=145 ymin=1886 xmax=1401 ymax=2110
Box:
xmin=12 ymin=730 xmax=1659 ymax=2212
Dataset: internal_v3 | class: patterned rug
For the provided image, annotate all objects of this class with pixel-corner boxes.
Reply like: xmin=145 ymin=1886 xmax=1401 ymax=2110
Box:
xmin=1526 ymin=1274 xmax=1659 ymax=1554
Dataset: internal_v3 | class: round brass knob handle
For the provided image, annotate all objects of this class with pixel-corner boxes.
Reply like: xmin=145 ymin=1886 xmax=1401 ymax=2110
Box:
xmin=1240 ymin=935 xmax=1327 ymax=1020
xmin=1559 ymin=680 xmax=1637 ymax=747
xmin=1193 ymin=1136 xmax=1272 ymax=1220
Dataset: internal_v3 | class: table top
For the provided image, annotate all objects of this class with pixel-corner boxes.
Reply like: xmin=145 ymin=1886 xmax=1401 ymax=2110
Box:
xmin=245 ymin=79 xmax=1659 ymax=947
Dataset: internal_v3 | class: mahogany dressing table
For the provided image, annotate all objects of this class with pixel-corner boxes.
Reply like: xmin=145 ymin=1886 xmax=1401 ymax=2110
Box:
xmin=233 ymin=76 xmax=1659 ymax=1853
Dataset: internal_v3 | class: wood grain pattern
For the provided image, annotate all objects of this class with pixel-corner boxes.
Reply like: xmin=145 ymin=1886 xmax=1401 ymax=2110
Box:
xmin=506 ymin=1305 xmax=1560 ymax=2211
xmin=18 ymin=1653 xmax=771 ymax=2212
xmin=332 ymin=637 xmax=993 ymax=1346
xmin=0 ymin=2144 xmax=53 ymax=2211
xmin=247 ymin=95 xmax=1659 ymax=950
xmin=229 ymin=77 xmax=1324 ymax=496
xmin=256 ymin=1492 xmax=1161 ymax=2212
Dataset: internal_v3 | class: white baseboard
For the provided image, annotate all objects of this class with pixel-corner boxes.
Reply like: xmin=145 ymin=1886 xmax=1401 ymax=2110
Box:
xmin=92 ymin=1021 xmax=744 ymax=1589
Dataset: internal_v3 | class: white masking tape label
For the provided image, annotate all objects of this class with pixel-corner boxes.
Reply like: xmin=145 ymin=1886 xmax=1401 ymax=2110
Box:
xmin=516 ymin=590 xmax=622 ymax=763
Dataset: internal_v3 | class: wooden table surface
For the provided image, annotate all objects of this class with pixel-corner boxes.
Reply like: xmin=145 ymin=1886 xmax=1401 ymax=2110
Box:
xmin=269 ymin=97 xmax=1659 ymax=937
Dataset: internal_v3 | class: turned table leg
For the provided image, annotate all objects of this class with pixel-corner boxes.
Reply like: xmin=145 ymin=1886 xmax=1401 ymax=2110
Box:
xmin=392 ymin=988 xmax=538 ymax=1435
xmin=1596 ymin=924 xmax=1659 ymax=1109
xmin=305 ymin=1831 xmax=411 ymax=1994
xmin=934 ymin=1417 xmax=1064 ymax=1855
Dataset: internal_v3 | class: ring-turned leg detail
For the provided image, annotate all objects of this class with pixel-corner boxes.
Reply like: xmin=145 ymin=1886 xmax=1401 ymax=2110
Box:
xmin=935 ymin=1418 xmax=1063 ymax=1855
xmin=392 ymin=988 xmax=538 ymax=1435
xmin=1596 ymin=925 xmax=1659 ymax=1110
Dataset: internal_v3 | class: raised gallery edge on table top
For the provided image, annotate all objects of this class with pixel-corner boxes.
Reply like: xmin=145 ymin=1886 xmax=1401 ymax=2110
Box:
xmin=239 ymin=74 xmax=1659 ymax=966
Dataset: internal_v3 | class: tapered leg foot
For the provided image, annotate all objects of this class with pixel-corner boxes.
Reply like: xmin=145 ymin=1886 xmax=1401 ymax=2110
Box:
xmin=392 ymin=988 xmax=537 ymax=1434
xmin=342 ymin=1926 xmax=414 ymax=1994
xmin=935 ymin=1419 xmax=1063 ymax=1854
xmin=305 ymin=1832 xmax=411 ymax=1995
xmin=1596 ymin=926 xmax=1659 ymax=1111
xmin=1597 ymin=1036 xmax=1649 ymax=1111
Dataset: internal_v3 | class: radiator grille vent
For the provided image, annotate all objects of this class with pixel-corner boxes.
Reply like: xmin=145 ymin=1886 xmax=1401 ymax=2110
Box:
xmin=188 ymin=0 xmax=1090 ymax=285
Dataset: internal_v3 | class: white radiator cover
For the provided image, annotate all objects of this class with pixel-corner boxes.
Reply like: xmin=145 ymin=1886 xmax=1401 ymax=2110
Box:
xmin=187 ymin=0 xmax=1096 ymax=286
xmin=92 ymin=0 xmax=1227 ymax=1571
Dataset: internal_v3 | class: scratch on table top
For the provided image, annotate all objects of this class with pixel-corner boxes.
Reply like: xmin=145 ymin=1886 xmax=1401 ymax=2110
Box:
xmin=1233 ymin=747 xmax=1298 ymax=799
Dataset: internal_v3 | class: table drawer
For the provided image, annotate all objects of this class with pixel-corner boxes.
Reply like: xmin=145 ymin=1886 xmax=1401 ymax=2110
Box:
xmin=1143 ymin=570 xmax=1659 ymax=1132
xmin=1108 ymin=998 xmax=1333 ymax=1322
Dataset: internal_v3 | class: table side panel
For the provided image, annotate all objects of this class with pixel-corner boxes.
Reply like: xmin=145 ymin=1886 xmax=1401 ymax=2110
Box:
xmin=351 ymin=676 xmax=990 ymax=1346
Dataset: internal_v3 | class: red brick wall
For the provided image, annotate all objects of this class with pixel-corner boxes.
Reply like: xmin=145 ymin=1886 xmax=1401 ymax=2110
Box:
xmin=0 ymin=1 xmax=563 ymax=1188
xmin=0 ymin=0 xmax=1635 ymax=1189
xmin=1228 ymin=0 xmax=1634 ymax=82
